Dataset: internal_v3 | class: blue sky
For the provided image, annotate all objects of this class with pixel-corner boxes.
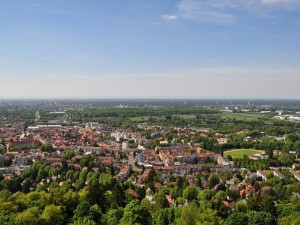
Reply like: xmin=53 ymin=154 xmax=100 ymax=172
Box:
xmin=0 ymin=0 xmax=300 ymax=99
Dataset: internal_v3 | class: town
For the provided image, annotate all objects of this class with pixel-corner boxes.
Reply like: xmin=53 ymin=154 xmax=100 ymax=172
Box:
xmin=0 ymin=99 xmax=300 ymax=225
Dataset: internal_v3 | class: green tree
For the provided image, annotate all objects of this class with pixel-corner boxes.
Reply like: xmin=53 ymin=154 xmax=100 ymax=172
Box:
xmin=247 ymin=211 xmax=276 ymax=225
xmin=153 ymin=208 xmax=179 ymax=225
xmin=178 ymin=204 xmax=198 ymax=225
xmin=89 ymin=204 xmax=102 ymax=223
xmin=86 ymin=178 xmax=103 ymax=205
xmin=73 ymin=200 xmax=91 ymax=221
xmin=0 ymin=214 xmax=13 ymax=225
xmin=40 ymin=143 xmax=54 ymax=152
xmin=198 ymin=189 xmax=214 ymax=202
xmin=15 ymin=207 xmax=40 ymax=225
xmin=71 ymin=217 xmax=96 ymax=225
xmin=105 ymin=208 xmax=124 ymax=225
xmin=99 ymin=173 xmax=115 ymax=191
xmin=154 ymin=190 xmax=169 ymax=210
xmin=41 ymin=204 xmax=64 ymax=225
xmin=120 ymin=200 xmax=152 ymax=225
xmin=208 ymin=173 xmax=219 ymax=188
xmin=183 ymin=186 xmax=198 ymax=203
xmin=225 ymin=213 xmax=248 ymax=225
xmin=235 ymin=200 xmax=247 ymax=213
xmin=195 ymin=208 xmax=223 ymax=225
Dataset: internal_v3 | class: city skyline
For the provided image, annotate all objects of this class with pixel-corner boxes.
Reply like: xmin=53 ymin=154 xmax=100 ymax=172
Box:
xmin=1 ymin=0 xmax=300 ymax=99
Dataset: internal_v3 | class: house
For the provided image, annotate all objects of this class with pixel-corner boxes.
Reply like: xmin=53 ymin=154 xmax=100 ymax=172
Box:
xmin=240 ymin=185 xmax=256 ymax=197
xmin=290 ymin=169 xmax=300 ymax=181
xmin=117 ymin=165 xmax=132 ymax=180
xmin=273 ymin=169 xmax=286 ymax=179
xmin=257 ymin=170 xmax=268 ymax=180
xmin=128 ymin=189 xmax=138 ymax=199
xmin=259 ymin=186 xmax=272 ymax=195
xmin=229 ymin=184 xmax=239 ymax=191
xmin=166 ymin=195 xmax=175 ymax=206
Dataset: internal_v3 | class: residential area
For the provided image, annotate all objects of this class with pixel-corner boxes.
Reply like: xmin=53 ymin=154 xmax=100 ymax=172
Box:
xmin=0 ymin=100 xmax=300 ymax=225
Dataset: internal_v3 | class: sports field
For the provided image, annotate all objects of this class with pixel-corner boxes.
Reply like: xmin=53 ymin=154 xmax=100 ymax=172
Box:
xmin=224 ymin=149 xmax=265 ymax=158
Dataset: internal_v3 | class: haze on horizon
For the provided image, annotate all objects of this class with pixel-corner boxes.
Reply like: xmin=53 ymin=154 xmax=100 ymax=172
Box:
xmin=0 ymin=0 xmax=300 ymax=99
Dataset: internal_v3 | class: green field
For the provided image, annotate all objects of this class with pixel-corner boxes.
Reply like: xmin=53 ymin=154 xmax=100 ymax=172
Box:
xmin=129 ymin=114 xmax=196 ymax=122
xmin=224 ymin=149 xmax=265 ymax=158
xmin=172 ymin=114 xmax=196 ymax=119
xmin=220 ymin=112 xmax=272 ymax=122
xmin=129 ymin=116 xmax=166 ymax=122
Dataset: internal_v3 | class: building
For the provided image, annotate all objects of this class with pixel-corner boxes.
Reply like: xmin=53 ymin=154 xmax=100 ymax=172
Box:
xmin=273 ymin=169 xmax=286 ymax=179
xmin=0 ymin=154 xmax=4 ymax=167
xmin=257 ymin=170 xmax=268 ymax=180
xmin=122 ymin=141 xmax=130 ymax=150
xmin=290 ymin=169 xmax=300 ymax=181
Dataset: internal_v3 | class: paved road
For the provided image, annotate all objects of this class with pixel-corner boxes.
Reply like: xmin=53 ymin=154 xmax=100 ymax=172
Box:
xmin=128 ymin=153 xmax=142 ymax=172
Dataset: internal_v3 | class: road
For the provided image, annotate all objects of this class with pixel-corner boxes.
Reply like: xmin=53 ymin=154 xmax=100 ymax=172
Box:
xmin=128 ymin=152 xmax=142 ymax=172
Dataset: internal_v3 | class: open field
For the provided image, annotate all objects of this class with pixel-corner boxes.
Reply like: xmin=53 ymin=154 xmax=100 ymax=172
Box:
xmin=220 ymin=112 xmax=272 ymax=122
xmin=129 ymin=116 xmax=161 ymax=122
xmin=224 ymin=149 xmax=265 ymax=158
xmin=129 ymin=114 xmax=196 ymax=122
xmin=173 ymin=114 xmax=196 ymax=119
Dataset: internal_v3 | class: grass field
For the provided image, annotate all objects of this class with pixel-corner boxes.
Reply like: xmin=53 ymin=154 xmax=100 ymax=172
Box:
xmin=173 ymin=114 xmax=196 ymax=119
xmin=224 ymin=149 xmax=265 ymax=158
xmin=220 ymin=112 xmax=271 ymax=121
xmin=129 ymin=116 xmax=161 ymax=122
xmin=129 ymin=114 xmax=196 ymax=122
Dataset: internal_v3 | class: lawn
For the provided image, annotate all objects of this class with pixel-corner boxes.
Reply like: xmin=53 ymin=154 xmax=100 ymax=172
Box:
xmin=224 ymin=149 xmax=265 ymax=158
xmin=129 ymin=116 xmax=163 ymax=122
xmin=220 ymin=112 xmax=271 ymax=122
xmin=173 ymin=114 xmax=196 ymax=119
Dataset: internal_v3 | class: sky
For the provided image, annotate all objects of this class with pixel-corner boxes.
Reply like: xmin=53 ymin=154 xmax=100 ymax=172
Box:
xmin=0 ymin=0 xmax=300 ymax=99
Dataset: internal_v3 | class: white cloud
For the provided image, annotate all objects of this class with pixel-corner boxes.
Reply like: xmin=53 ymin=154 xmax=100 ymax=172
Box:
xmin=261 ymin=0 xmax=293 ymax=5
xmin=177 ymin=0 xmax=237 ymax=25
xmin=174 ymin=0 xmax=300 ymax=24
xmin=161 ymin=15 xmax=178 ymax=20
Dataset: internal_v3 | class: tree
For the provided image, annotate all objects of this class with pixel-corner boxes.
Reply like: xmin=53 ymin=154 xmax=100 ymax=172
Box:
xmin=170 ymin=186 xmax=181 ymax=199
xmin=208 ymin=173 xmax=219 ymax=188
xmin=120 ymin=200 xmax=152 ymax=225
xmin=198 ymin=189 xmax=214 ymax=202
xmin=63 ymin=190 xmax=79 ymax=216
xmin=141 ymin=198 xmax=153 ymax=212
xmin=41 ymin=204 xmax=64 ymax=225
xmin=71 ymin=217 xmax=96 ymax=225
xmin=99 ymin=173 xmax=115 ymax=191
xmin=261 ymin=194 xmax=277 ymax=216
xmin=40 ymin=143 xmax=54 ymax=152
xmin=247 ymin=211 xmax=276 ymax=225
xmin=278 ymin=152 xmax=295 ymax=166
xmin=105 ymin=208 xmax=124 ymax=225
xmin=196 ymin=208 xmax=223 ymax=225
xmin=154 ymin=190 xmax=169 ymax=210
xmin=235 ymin=200 xmax=247 ymax=213
xmin=85 ymin=178 xmax=103 ymax=205
xmin=225 ymin=213 xmax=248 ymax=225
xmin=0 ymin=214 xmax=13 ymax=225
xmin=153 ymin=208 xmax=179 ymax=225
xmin=183 ymin=186 xmax=198 ymax=203
xmin=73 ymin=200 xmax=91 ymax=221
xmin=215 ymin=190 xmax=226 ymax=201
xmin=89 ymin=204 xmax=102 ymax=223
xmin=247 ymin=193 xmax=261 ymax=211
xmin=15 ymin=207 xmax=40 ymax=225
xmin=178 ymin=204 xmax=198 ymax=225
xmin=21 ymin=178 xmax=31 ymax=194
